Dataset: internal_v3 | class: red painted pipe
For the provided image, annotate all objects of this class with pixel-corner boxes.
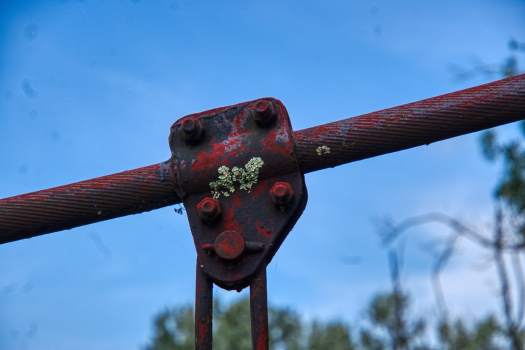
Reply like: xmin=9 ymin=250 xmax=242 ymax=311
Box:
xmin=1 ymin=74 xmax=524 ymax=244
xmin=0 ymin=161 xmax=180 ymax=244
xmin=295 ymin=73 xmax=525 ymax=173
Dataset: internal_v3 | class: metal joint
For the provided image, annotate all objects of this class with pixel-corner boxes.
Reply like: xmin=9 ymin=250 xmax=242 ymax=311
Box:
xmin=169 ymin=98 xmax=308 ymax=349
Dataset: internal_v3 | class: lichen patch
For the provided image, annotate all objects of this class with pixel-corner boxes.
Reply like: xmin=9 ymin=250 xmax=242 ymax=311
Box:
xmin=209 ymin=157 xmax=264 ymax=198
xmin=316 ymin=145 xmax=330 ymax=155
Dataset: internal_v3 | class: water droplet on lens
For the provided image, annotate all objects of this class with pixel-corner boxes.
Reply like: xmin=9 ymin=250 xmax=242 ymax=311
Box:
xmin=51 ymin=130 xmax=61 ymax=141
xmin=21 ymin=281 xmax=34 ymax=294
xmin=27 ymin=321 xmax=38 ymax=339
xmin=4 ymin=90 xmax=13 ymax=99
xmin=21 ymin=79 xmax=37 ymax=99
xmin=1 ymin=282 xmax=16 ymax=295
xmin=23 ymin=23 xmax=40 ymax=41
xmin=374 ymin=24 xmax=383 ymax=36
xmin=29 ymin=109 xmax=38 ymax=119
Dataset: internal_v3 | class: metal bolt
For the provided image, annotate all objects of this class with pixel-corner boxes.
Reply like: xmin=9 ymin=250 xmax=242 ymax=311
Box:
xmin=269 ymin=182 xmax=294 ymax=209
xmin=197 ymin=197 xmax=221 ymax=224
xmin=253 ymin=100 xmax=277 ymax=127
xmin=179 ymin=117 xmax=204 ymax=145
xmin=214 ymin=230 xmax=245 ymax=260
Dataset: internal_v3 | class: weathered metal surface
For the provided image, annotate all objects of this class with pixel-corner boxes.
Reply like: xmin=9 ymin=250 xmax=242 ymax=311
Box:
xmin=171 ymin=99 xmax=306 ymax=349
xmin=195 ymin=264 xmax=213 ymax=350
xmin=250 ymin=263 xmax=269 ymax=350
xmin=0 ymin=161 xmax=179 ymax=245
xmin=295 ymin=73 xmax=525 ymax=173
xmin=1 ymin=74 xmax=524 ymax=245
xmin=169 ymin=98 xmax=308 ymax=291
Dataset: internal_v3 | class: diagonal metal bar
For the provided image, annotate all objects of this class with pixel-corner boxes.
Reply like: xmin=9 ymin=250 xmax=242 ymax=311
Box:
xmin=1 ymin=74 xmax=524 ymax=245
xmin=0 ymin=161 xmax=180 ymax=244
xmin=295 ymin=73 xmax=525 ymax=173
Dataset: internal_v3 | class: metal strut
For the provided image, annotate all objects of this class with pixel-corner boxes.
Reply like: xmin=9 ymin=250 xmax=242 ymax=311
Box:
xmin=169 ymin=98 xmax=307 ymax=349
xmin=1 ymin=74 xmax=525 ymax=245
xmin=195 ymin=261 xmax=269 ymax=350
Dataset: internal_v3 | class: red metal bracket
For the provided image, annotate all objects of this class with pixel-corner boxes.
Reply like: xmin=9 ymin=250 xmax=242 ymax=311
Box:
xmin=169 ymin=98 xmax=307 ymax=349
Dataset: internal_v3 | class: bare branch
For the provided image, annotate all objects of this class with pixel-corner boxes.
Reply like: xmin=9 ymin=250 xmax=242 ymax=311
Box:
xmin=431 ymin=233 xmax=459 ymax=320
xmin=380 ymin=212 xmax=492 ymax=248
xmin=493 ymin=206 xmax=524 ymax=350
xmin=512 ymin=251 xmax=525 ymax=327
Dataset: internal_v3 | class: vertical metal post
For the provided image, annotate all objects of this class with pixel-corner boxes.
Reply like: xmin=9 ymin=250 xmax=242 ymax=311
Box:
xmin=195 ymin=262 xmax=213 ymax=350
xmin=250 ymin=262 xmax=269 ymax=350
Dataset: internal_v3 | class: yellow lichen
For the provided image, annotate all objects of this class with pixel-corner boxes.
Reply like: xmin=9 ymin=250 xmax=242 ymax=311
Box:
xmin=316 ymin=145 xmax=330 ymax=155
xmin=209 ymin=157 xmax=264 ymax=198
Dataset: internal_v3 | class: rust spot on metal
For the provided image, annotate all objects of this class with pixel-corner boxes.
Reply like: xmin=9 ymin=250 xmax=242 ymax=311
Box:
xmin=214 ymin=230 xmax=245 ymax=260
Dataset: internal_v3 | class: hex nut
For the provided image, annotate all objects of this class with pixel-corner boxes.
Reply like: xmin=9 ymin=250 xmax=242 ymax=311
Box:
xmin=197 ymin=197 xmax=222 ymax=224
xmin=179 ymin=117 xmax=204 ymax=145
xmin=253 ymin=100 xmax=277 ymax=127
xmin=269 ymin=182 xmax=294 ymax=209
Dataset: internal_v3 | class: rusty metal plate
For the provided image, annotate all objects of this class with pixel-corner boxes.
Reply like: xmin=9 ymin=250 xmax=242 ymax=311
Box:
xmin=169 ymin=98 xmax=307 ymax=291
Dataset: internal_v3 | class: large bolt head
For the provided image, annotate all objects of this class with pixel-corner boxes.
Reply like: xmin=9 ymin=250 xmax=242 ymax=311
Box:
xmin=269 ymin=182 xmax=294 ymax=208
xmin=253 ymin=100 xmax=277 ymax=127
xmin=197 ymin=197 xmax=222 ymax=224
xmin=179 ymin=117 xmax=204 ymax=145
xmin=214 ymin=230 xmax=245 ymax=260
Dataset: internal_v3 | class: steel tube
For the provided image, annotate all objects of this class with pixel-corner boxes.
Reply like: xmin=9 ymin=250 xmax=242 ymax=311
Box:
xmin=295 ymin=73 xmax=525 ymax=173
xmin=195 ymin=262 xmax=213 ymax=350
xmin=0 ymin=161 xmax=180 ymax=244
xmin=1 ymin=74 xmax=524 ymax=244
xmin=250 ymin=264 xmax=269 ymax=350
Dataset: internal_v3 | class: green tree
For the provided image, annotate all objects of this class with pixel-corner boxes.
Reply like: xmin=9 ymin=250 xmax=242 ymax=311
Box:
xmin=360 ymin=293 xmax=427 ymax=350
xmin=438 ymin=316 xmax=503 ymax=350
xmin=213 ymin=298 xmax=252 ymax=350
xmin=308 ymin=321 xmax=354 ymax=350
xmin=360 ymin=252 xmax=428 ymax=350
xmin=269 ymin=307 xmax=303 ymax=350
xmin=144 ymin=306 xmax=194 ymax=350
xmin=144 ymin=298 xmax=354 ymax=350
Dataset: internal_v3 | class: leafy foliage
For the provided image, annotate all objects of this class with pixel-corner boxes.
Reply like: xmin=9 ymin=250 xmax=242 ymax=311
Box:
xmin=438 ymin=316 xmax=507 ymax=350
xmin=360 ymin=292 xmax=427 ymax=350
xmin=481 ymin=122 xmax=525 ymax=221
xmin=144 ymin=306 xmax=194 ymax=350
xmin=143 ymin=298 xmax=354 ymax=350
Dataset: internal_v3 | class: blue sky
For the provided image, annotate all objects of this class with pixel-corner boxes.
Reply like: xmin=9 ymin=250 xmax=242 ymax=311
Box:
xmin=1 ymin=0 xmax=524 ymax=349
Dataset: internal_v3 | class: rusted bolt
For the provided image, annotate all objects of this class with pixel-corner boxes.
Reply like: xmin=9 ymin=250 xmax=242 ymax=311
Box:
xmin=253 ymin=100 xmax=277 ymax=127
xmin=269 ymin=182 xmax=294 ymax=209
xmin=179 ymin=117 xmax=204 ymax=145
xmin=214 ymin=230 xmax=245 ymax=260
xmin=197 ymin=197 xmax=222 ymax=224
